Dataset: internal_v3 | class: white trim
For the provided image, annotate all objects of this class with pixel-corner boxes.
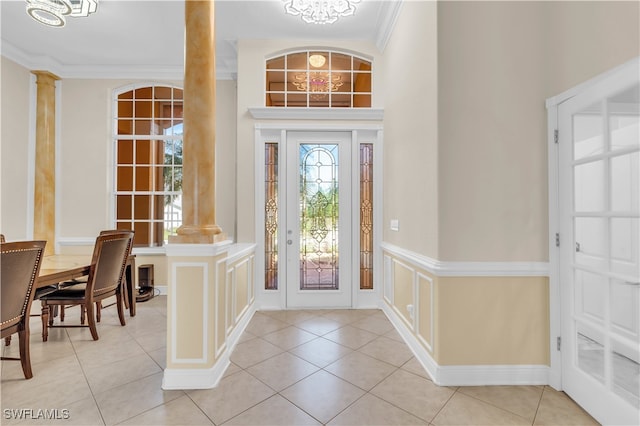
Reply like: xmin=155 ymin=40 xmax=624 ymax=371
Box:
xmin=27 ymin=73 xmax=37 ymax=240
xmin=170 ymin=261 xmax=209 ymax=364
xmin=415 ymin=272 xmax=434 ymax=353
xmin=375 ymin=0 xmax=404 ymax=52
xmin=164 ymin=240 xmax=233 ymax=257
xmin=255 ymin=123 xmax=383 ymax=131
xmin=381 ymin=242 xmax=550 ymax=277
xmin=248 ymin=107 xmax=384 ymax=121
xmin=382 ymin=300 xmax=550 ymax=386
xmin=545 ymin=56 xmax=640 ymax=108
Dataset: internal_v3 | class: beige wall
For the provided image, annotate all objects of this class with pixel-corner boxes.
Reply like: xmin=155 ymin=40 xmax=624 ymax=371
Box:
xmin=437 ymin=0 xmax=639 ymax=262
xmin=1 ymin=57 xmax=32 ymax=240
xmin=382 ymin=0 xmax=439 ymax=259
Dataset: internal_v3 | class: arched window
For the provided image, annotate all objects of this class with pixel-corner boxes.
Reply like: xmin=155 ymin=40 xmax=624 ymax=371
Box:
xmin=265 ymin=49 xmax=372 ymax=108
xmin=113 ymin=84 xmax=183 ymax=247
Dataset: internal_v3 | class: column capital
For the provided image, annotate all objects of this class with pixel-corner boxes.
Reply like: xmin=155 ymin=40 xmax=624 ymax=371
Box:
xmin=31 ymin=71 xmax=60 ymax=85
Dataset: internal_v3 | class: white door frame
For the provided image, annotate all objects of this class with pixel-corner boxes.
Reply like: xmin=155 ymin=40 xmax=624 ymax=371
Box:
xmin=254 ymin=123 xmax=383 ymax=311
xmin=546 ymin=57 xmax=640 ymax=423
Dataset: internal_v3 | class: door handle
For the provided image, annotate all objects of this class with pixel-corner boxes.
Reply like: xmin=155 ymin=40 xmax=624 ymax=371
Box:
xmin=622 ymin=281 xmax=640 ymax=286
xmin=287 ymin=239 xmax=293 ymax=245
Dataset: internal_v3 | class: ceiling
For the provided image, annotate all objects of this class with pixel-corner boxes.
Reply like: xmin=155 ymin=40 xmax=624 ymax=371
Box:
xmin=0 ymin=0 xmax=401 ymax=80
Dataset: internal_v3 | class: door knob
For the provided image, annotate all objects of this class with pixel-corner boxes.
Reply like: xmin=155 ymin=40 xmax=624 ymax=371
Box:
xmin=287 ymin=239 xmax=293 ymax=245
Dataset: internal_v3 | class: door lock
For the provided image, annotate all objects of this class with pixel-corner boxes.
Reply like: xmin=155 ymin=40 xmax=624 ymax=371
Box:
xmin=287 ymin=239 xmax=293 ymax=245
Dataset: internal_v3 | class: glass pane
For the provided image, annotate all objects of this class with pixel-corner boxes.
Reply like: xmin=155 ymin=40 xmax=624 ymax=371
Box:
xmin=116 ymin=195 xmax=132 ymax=220
xmin=331 ymin=94 xmax=351 ymax=108
xmin=309 ymin=52 xmax=329 ymax=70
xmin=575 ymin=217 xmax=606 ymax=269
xmin=611 ymin=279 xmax=640 ymax=408
xmin=354 ymin=94 xmax=371 ymax=108
xmin=287 ymin=93 xmax=307 ymax=107
xmin=117 ymin=119 xmax=133 ymax=135
xmin=611 ymin=218 xmax=640 ymax=279
xmin=267 ymin=56 xmax=285 ymax=70
xmin=265 ymin=143 xmax=279 ymax=290
xmin=287 ymin=52 xmax=307 ymax=70
xmin=154 ymin=86 xmax=172 ymax=100
xmin=300 ymin=144 xmax=339 ymax=290
xmin=575 ymin=160 xmax=606 ymax=212
xmin=609 ymin=84 xmax=640 ymax=153
xmin=354 ymin=72 xmax=372 ymax=93
xmin=573 ymin=105 xmax=603 ymax=160
xmin=577 ymin=331 xmax=605 ymax=385
xmin=575 ymin=270 xmax=605 ymax=321
xmin=133 ymin=195 xmax=150 ymax=220
xmin=118 ymin=100 xmax=133 ymax=118
xmin=164 ymin=195 xmax=182 ymax=237
xmin=135 ymin=167 xmax=151 ymax=191
xmin=611 ymin=152 xmax=639 ymax=213
xmin=133 ymin=119 xmax=153 ymax=135
xmin=117 ymin=140 xmax=133 ymax=164
xmin=135 ymin=140 xmax=152 ymax=164
xmin=117 ymin=167 xmax=133 ymax=191
xmin=133 ymin=221 xmax=151 ymax=247
xmin=331 ymin=53 xmax=351 ymax=70
xmin=134 ymin=87 xmax=153 ymax=99
xmin=118 ymin=91 xmax=133 ymax=100
xmin=353 ymin=57 xmax=372 ymax=72
xmin=267 ymin=71 xmax=285 ymax=92
xmin=360 ymin=144 xmax=373 ymax=290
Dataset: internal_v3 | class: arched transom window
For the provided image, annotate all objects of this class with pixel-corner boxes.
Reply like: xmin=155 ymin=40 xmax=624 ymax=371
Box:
xmin=265 ymin=50 xmax=372 ymax=108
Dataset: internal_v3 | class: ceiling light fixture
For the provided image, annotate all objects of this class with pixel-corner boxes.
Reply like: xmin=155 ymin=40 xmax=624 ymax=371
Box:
xmin=309 ymin=54 xmax=326 ymax=68
xmin=283 ymin=0 xmax=361 ymax=25
xmin=293 ymin=72 xmax=343 ymax=100
xmin=26 ymin=0 xmax=98 ymax=28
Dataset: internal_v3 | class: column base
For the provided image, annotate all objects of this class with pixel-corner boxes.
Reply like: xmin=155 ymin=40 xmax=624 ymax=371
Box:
xmin=168 ymin=232 xmax=228 ymax=244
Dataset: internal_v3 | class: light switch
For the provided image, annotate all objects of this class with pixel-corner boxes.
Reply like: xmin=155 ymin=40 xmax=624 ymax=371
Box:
xmin=390 ymin=219 xmax=399 ymax=231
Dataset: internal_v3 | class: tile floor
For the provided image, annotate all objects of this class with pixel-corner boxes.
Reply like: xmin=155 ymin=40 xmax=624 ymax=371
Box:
xmin=1 ymin=296 xmax=599 ymax=425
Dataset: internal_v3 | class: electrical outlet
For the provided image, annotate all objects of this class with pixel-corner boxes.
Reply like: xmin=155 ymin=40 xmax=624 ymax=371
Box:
xmin=407 ymin=304 xmax=414 ymax=319
xmin=390 ymin=219 xmax=399 ymax=231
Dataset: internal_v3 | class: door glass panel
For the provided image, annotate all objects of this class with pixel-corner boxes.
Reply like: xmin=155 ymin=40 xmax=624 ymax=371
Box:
xmin=265 ymin=143 xmax=279 ymax=290
xmin=611 ymin=152 xmax=639 ymax=212
xmin=577 ymin=331 xmax=605 ymax=385
xmin=360 ymin=143 xmax=374 ymax=290
xmin=575 ymin=217 xmax=606 ymax=269
xmin=575 ymin=160 xmax=606 ymax=212
xmin=299 ymin=144 xmax=339 ymax=290
xmin=574 ymin=104 xmax=603 ymax=160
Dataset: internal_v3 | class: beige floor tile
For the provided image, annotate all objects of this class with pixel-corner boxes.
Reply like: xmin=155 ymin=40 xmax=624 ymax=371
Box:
xmin=119 ymin=395 xmax=214 ymax=425
xmin=260 ymin=310 xmax=320 ymax=325
xmin=325 ymin=351 xmax=397 ymax=390
xmin=1 ymin=365 xmax=92 ymax=410
xmin=229 ymin=337 xmax=283 ymax=368
xmin=351 ymin=316 xmax=395 ymax=335
xmin=534 ymin=387 xmax=599 ymax=425
xmin=328 ymin=393 xmax=427 ymax=425
xmin=323 ymin=325 xmax=379 ymax=350
xmin=94 ymin=372 xmax=184 ymax=425
xmin=223 ymin=361 xmax=243 ymax=378
xmin=2 ymin=395 xmax=105 ymax=426
xmin=261 ymin=325 xmax=317 ymax=350
xmin=400 ymin=357 xmax=431 ymax=380
xmin=237 ymin=329 xmax=256 ymax=344
xmin=432 ymin=392 xmax=530 ymax=425
xmin=132 ymin=328 xmax=167 ymax=353
xmin=187 ymin=370 xmax=275 ymax=425
xmin=457 ymin=385 xmax=544 ymax=422
xmin=358 ymin=336 xmax=414 ymax=367
xmin=84 ymin=352 xmax=162 ymax=394
xmin=370 ymin=369 xmax=455 ymax=423
xmin=147 ymin=346 xmax=167 ymax=369
xmin=223 ymin=394 xmax=321 ymax=425
xmin=383 ymin=327 xmax=405 ymax=343
xmin=288 ymin=337 xmax=353 ymax=367
xmin=280 ymin=370 xmax=366 ymax=424
xmin=73 ymin=336 xmax=147 ymax=370
xmin=245 ymin=313 xmax=289 ymax=335
xmin=320 ymin=309 xmax=369 ymax=324
xmin=295 ymin=316 xmax=344 ymax=336
xmin=247 ymin=352 xmax=319 ymax=391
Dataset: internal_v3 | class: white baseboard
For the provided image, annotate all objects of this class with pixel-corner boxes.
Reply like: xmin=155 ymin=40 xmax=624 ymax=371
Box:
xmin=382 ymin=301 xmax=550 ymax=387
xmin=162 ymin=302 xmax=256 ymax=390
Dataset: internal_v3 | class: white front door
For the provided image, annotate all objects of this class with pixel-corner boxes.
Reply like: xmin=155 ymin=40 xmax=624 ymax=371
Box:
xmin=285 ymin=131 xmax=352 ymax=308
xmin=558 ymin=62 xmax=639 ymax=425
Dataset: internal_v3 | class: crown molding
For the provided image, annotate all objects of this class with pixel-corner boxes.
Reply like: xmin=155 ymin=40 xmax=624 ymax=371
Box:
xmin=248 ymin=107 xmax=384 ymax=121
xmin=375 ymin=0 xmax=404 ymax=52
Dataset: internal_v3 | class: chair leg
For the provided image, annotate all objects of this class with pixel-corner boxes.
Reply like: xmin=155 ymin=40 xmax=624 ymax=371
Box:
xmin=4 ymin=336 xmax=11 ymax=346
xmin=41 ymin=304 xmax=49 ymax=342
xmin=60 ymin=305 xmax=65 ymax=322
xmin=85 ymin=303 xmax=99 ymax=341
xmin=96 ymin=301 xmax=101 ymax=322
xmin=18 ymin=328 xmax=33 ymax=379
xmin=116 ymin=293 xmax=126 ymax=326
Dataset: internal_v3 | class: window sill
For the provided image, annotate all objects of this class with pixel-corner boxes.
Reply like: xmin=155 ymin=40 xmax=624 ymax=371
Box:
xmin=248 ymin=107 xmax=384 ymax=121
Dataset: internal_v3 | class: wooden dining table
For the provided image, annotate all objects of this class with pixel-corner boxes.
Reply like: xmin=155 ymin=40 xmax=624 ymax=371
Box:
xmin=37 ymin=254 xmax=137 ymax=316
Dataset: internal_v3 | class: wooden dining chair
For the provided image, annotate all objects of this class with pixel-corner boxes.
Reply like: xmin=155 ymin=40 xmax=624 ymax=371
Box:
xmin=39 ymin=231 xmax=133 ymax=341
xmin=1 ymin=240 xmax=46 ymax=379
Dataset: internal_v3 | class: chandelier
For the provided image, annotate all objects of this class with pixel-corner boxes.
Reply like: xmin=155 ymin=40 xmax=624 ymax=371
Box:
xmin=293 ymin=72 xmax=344 ymax=100
xmin=26 ymin=0 xmax=98 ymax=28
xmin=283 ymin=0 xmax=361 ymax=24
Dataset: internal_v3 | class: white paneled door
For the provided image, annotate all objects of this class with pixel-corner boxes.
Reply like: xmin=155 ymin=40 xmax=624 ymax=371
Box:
xmin=286 ymin=132 xmax=352 ymax=308
xmin=558 ymin=61 xmax=640 ymax=425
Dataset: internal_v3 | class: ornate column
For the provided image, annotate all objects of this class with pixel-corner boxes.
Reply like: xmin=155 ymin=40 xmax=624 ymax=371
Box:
xmin=32 ymin=71 xmax=59 ymax=256
xmin=171 ymin=0 xmax=225 ymax=244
